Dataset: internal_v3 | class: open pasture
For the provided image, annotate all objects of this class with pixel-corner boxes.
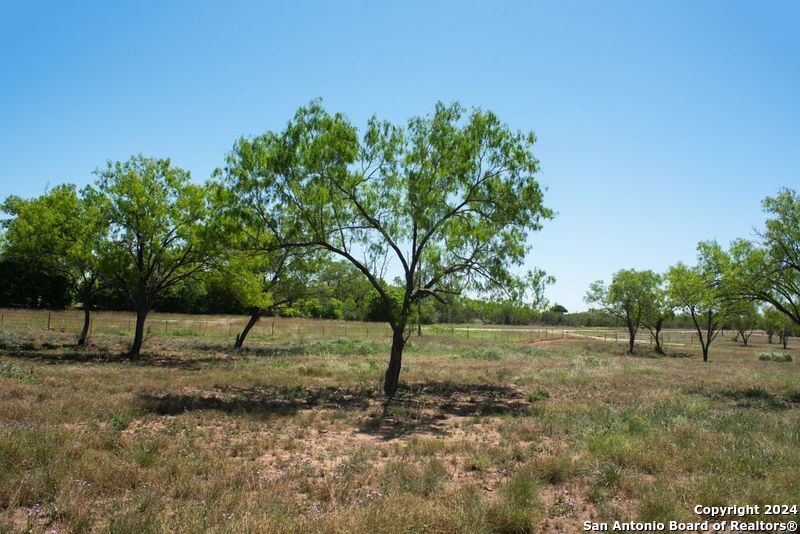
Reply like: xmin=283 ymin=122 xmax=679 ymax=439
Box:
xmin=1 ymin=314 xmax=799 ymax=533
xmin=0 ymin=308 xmax=769 ymax=349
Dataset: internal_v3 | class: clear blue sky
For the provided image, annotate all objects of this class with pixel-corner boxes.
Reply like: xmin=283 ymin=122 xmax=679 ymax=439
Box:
xmin=1 ymin=1 xmax=797 ymax=312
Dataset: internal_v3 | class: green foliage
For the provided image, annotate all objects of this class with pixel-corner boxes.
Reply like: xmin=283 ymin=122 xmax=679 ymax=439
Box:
xmin=667 ymin=242 xmax=735 ymax=360
xmin=586 ymin=269 xmax=661 ymax=353
xmin=728 ymin=189 xmax=800 ymax=327
xmin=0 ymin=363 xmax=36 ymax=384
xmin=95 ymin=155 xmax=216 ymax=354
xmin=758 ymin=352 xmax=793 ymax=362
xmin=526 ymin=390 xmax=550 ymax=402
xmin=0 ymin=257 xmax=72 ymax=308
xmin=219 ymin=101 xmax=551 ymax=332
xmin=97 ymin=156 xmax=213 ymax=308
xmin=1 ymin=184 xmax=108 ymax=311
xmin=462 ymin=347 xmax=504 ymax=360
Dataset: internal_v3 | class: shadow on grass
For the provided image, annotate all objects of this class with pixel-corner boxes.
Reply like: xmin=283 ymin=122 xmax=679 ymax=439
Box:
xmin=700 ymin=386 xmax=796 ymax=410
xmin=0 ymin=335 xmax=383 ymax=368
xmin=0 ymin=345 xmax=226 ymax=370
xmin=136 ymin=381 xmax=535 ymax=440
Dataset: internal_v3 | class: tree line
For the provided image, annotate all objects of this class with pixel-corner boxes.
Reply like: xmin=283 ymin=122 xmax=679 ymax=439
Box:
xmin=584 ymin=188 xmax=800 ymax=361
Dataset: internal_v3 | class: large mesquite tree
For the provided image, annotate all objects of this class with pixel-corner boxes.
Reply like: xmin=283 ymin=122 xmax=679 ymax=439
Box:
xmin=97 ymin=156 xmax=214 ymax=357
xmin=221 ymin=101 xmax=552 ymax=396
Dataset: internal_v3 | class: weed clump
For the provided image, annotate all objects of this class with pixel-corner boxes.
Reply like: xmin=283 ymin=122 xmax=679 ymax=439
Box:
xmin=462 ymin=347 xmax=504 ymax=360
xmin=0 ymin=363 xmax=36 ymax=384
xmin=758 ymin=352 xmax=793 ymax=362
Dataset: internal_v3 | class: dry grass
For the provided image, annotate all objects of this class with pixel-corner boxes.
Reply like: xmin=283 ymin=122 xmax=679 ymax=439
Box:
xmin=0 ymin=319 xmax=799 ymax=533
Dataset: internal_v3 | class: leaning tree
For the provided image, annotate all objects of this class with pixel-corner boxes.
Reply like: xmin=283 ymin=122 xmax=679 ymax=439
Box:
xmin=220 ymin=101 xmax=552 ymax=396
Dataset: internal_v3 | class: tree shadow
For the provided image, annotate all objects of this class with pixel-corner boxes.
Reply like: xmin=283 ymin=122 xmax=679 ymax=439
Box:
xmin=0 ymin=344 xmax=226 ymax=370
xmin=136 ymin=381 xmax=536 ymax=440
xmin=699 ymin=386 xmax=795 ymax=410
xmin=138 ymin=384 xmax=377 ymax=417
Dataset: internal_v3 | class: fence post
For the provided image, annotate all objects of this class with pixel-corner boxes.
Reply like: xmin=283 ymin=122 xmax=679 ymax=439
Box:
xmin=47 ymin=311 xmax=52 ymax=330
xmin=272 ymin=321 xmax=275 ymax=337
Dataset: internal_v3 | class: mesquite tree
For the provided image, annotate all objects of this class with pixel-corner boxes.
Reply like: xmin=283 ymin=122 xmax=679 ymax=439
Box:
xmin=220 ymin=101 xmax=551 ymax=396
xmin=585 ymin=269 xmax=660 ymax=354
xmin=667 ymin=242 xmax=732 ymax=362
xmin=230 ymin=251 xmax=319 ymax=349
xmin=728 ymin=300 xmax=758 ymax=346
xmin=209 ymin=183 xmax=324 ymax=349
xmin=728 ymin=189 xmax=800 ymax=327
xmin=1 ymin=184 xmax=108 ymax=345
xmin=641 ymin=276 xmax=672 ymax=354
xmin=97 ymin=156 xmax=214 ymax=357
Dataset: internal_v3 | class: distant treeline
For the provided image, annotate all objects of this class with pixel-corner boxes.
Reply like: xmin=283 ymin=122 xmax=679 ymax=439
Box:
xmin=0 ymin=255 xmax=704 ymax=328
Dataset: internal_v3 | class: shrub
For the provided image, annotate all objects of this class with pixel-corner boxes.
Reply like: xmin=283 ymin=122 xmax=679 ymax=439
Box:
xmin=758 ymin=352 xmax=793 ymax=362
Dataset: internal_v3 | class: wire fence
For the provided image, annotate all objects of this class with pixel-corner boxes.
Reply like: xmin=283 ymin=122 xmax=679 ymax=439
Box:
xmin=0 ymin=308 xmax=776 ymax=348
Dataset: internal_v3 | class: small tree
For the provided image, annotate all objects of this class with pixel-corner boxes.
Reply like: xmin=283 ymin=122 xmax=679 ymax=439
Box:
xmin=220 ymin=101 xmax=552 ymax=396
xmin=775 ymin=311 xmax=796 ymax=349
xmin=585 ymin=269 xmax=660 ymax=354
xmin=231 ymin=251 xmax=319 ymax=349
xmin=762 ymin=306 xmax=783 ymax=344
xmin=728 ymin=300 xmax=758 ymax=346
xmin=97 ymin=156 xmax=214 ymax=357
xmin=1 ymin=185 xmax=108 ymax=345
xmin=666 ymin=242 xmax=732 ymax=362
xmin=641 ymin=276 xmax=673 ymax=354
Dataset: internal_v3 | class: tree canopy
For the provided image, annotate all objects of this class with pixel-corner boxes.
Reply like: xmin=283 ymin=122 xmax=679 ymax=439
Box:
xmin=585 ymin=269 xmax=660 ymax=354
xmin=97 ymin=155 xmax=215 ymax=357
xmin=219 ymin=100 xmax=552 ymax=395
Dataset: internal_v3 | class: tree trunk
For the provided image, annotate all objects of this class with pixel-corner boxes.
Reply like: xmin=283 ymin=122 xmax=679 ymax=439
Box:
xmin=384 ymin=327 xmax=406 ymax=397
xmin=78 ymin=306 xmax=91 ymax=346
xmin=767 ymin=332 xmax=773 ymax=344
xmin=654 ymin=326 xmax=663 ymax=354
xmin=702 ymin=344 xmax=709 ymax=362
xmin=235 ymin=310 xmax=262 ymax=349
xmin=129 ymin=306 xmax=148 ymax=358
xmin=626 ymin=323 xmax=636 ymax=354
xmin=783 ymin=333 xmax=789 ymax=349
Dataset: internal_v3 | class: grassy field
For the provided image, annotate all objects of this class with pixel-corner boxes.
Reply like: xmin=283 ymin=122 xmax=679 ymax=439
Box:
xmin=1 ymin=313 xmax=799 ymax=533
